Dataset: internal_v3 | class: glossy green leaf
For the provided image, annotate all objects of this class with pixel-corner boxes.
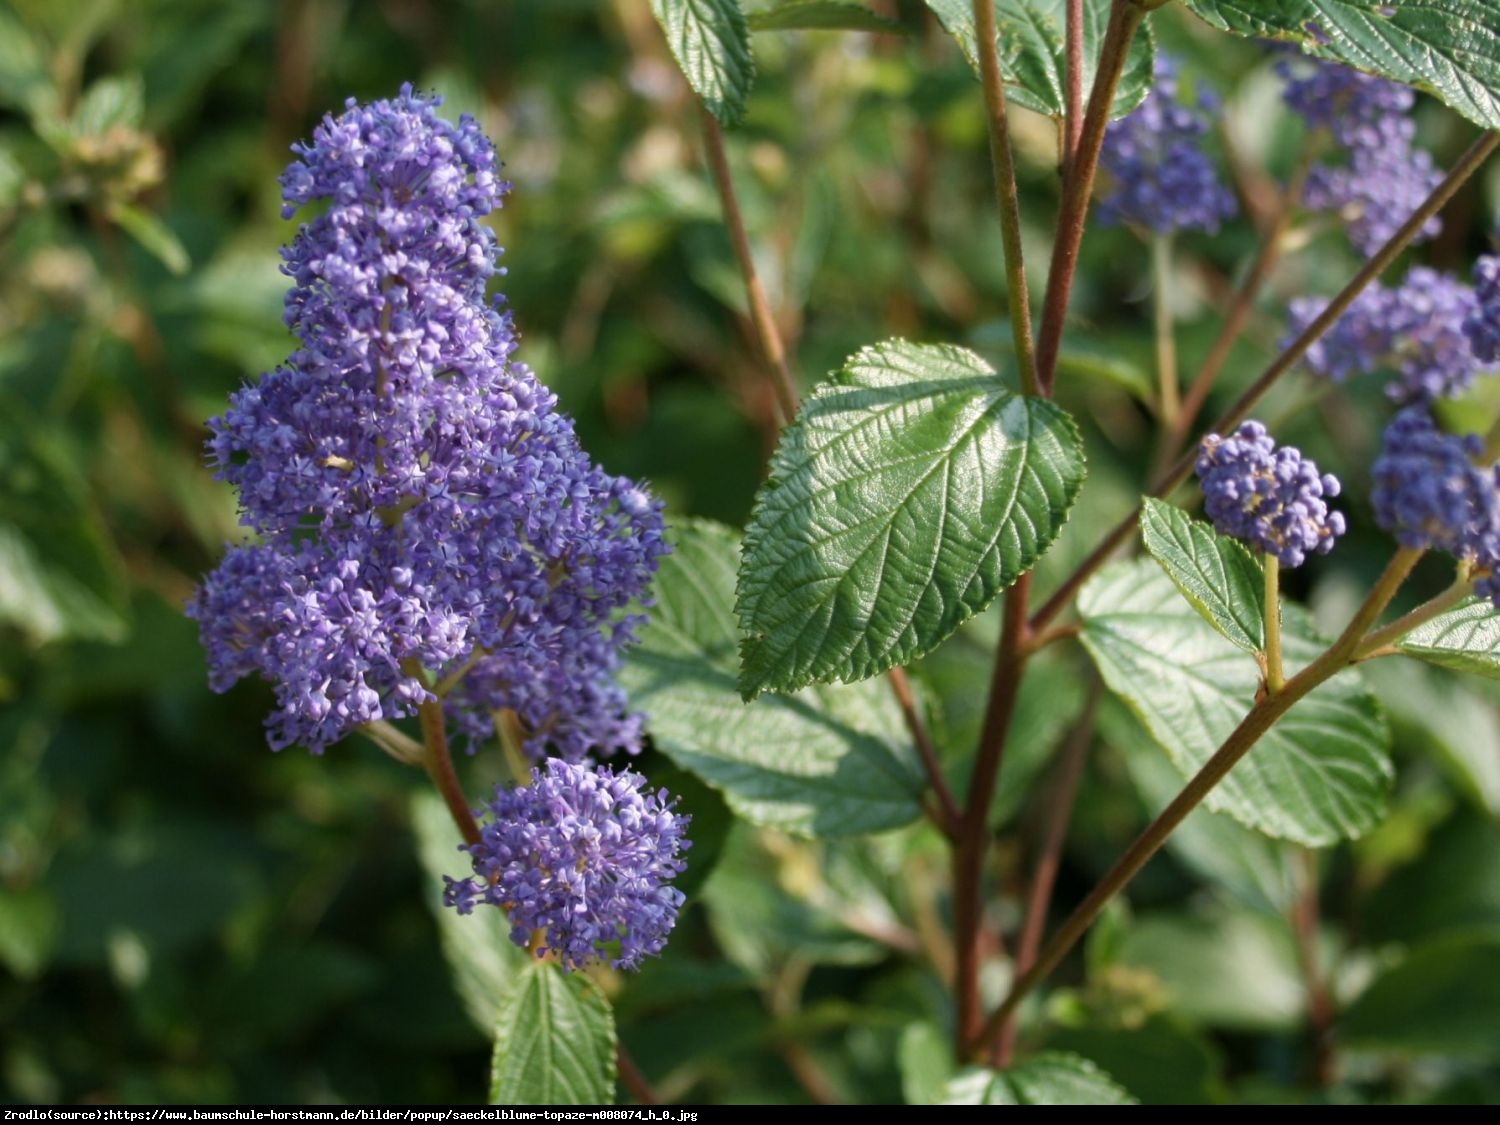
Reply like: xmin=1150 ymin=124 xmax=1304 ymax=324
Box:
xmin=489 ymin=961 xmax=616 ymax=1105
xmin=1079 ymin=559 xmax=1392 ymax=845
xmin=748 ymin=1 xmax=901 ymax=32
xmin=942 ymin=1053 xmax=1137 ymax=1105
xmin=924 ymin=0 xmax=1155 ymax=119
xmin=1341 ymin=931 xmax=1500 ymax=1059
xmin=1184 ymin=0 xmax=1500 ymax=132
xmin=411 ymin=793 xmax=530 ymax=1035
xmin=737 ymin=339 xmax=1085 ymax=698
xmin=650 ymin=0 xmax=755 ymax=126
xmin=622 ymin=519 xmax=926 ymax=837
xmin=1141 ymin=498 xmax=1265 ymax=654
xmin=1397 ymin=597 xmax=1500 ymax=680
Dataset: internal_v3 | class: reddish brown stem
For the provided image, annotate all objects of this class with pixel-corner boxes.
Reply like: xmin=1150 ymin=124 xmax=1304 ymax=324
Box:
xmin=417 ymin=695 xmax=480 ymax=847
xmin=890 ymin=666 xmax=961 ymax=837
xmin=700 ymin=108 xmax=800 ymax=423
xmin=1030 ymin=130 xmax=1500 ymax=633
xmin=1063 ymin=0 xmax=1085 ymax=169
xmin=953 ymin=576 xmax=1033 ymax=1047
xmin=1034 ymin=1 xmax=1146 ymax=396
xmin=993 ymin=682 xmax=1100 ymax=1066
xmin=616 ymin=1045 xmax=660 ymax=1105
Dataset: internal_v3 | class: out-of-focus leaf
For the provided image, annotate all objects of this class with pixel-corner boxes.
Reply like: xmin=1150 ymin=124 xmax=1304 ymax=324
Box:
xmin=489 ymin=961 xmax=616 ymax=1106
xmin=0 ymin=6 xmax=53 ymax=117
xmin=70 ymin=73 xmax=144 ymax=136
xmin=108 ymin=203 xmax=190 ymax=275
xmin=1341 ymin=931 xmax=1500 ymax=1059
xmin=899 ymin=1021 xmax=955 ymax=1105
xmin=737 ymin=339 xmax=1085 ymax=698
xmin=941 ymin=1053 xmax=1137 ymax=1104
xmin=1046 ymin=1015 xmax=1226 ymax=1106
xmin=0 ymin=885 xmax=57 ymax=979
xmin=1364 ymin=811 xmax=1500 ymax=945
xmin=1112 ymin=909 xmax=1304 ymax=1031
xmin=748 ymin=1 xmax=902 ymax=32
xmin=0 ymin=406 xmax=128 ymax=645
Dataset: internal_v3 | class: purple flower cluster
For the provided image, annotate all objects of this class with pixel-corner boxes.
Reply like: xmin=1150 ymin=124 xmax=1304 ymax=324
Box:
xmin=1196 ymin=421 xmax=1347 ymax=567
xmin=443 ymin=760 xmax=690 ymax=971
xmin=1288 ymin=267 xmax=1497 ymax=403
xmin=1097 ymin=55 xmax=1236 ymax=236
xmin=1372 ymin=409 xmax=1500 ymax=604
xmin=1278 ymin=56 xmax=1442 ymax=256
xmin=1464 ymin=255 xmax=1500 ymax=363
xmin=189 ymin=87 xmax=667 ymax=756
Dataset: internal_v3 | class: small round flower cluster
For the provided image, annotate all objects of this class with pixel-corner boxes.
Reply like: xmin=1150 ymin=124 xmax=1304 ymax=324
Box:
xmin=1372 ymin=409 xmax=1500 ymax=604
xmin=1288 ymin=267 xmax=1496 ymax=403
xmin=189 ymin=87 xmax=667 ymax=757
xmin=1097 ymin=55 xmax=1237 ymax=236
xmin=1464 ymin=255 xmax=1500 ymax=363
xmin=1196 ymin=421 xmax=1347 ymax=567
xmin=444 ymin=760 xmax=691 ymax=971
xmin=1279 ymin=56 xmax=1443 ymax=256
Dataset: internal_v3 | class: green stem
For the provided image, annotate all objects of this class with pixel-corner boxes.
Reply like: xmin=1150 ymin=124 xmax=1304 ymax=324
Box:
xmin=1264 ymin=554 xmax=1285 ymax=695
xmin=1355 ymin=571 xmax=1472 ymax=659
xmin=1029 ymin=131 xmax=1500 ymax=634
xmin=700 ymin=106 xmax=800 ymax=422
xmin=360 ymin=720 xmax=427 ymax=767
xmin=972 ymin=0 xmax=1039 ymax=396
xmin=1152 ymin=233 xmax=1179 ymax=429
xmin=970 ymin=547 xmax=1424 ymax=1057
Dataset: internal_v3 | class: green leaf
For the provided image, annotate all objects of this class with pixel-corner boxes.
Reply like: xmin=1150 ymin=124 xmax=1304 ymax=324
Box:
xmin=0 ymin=405 xmax=128 ymax=645
xmin=1341 ymin=931 xmax=1500 ymax=1059
xmin=0 ymin=6 xmax=54 ymax=118
xmin=1045 ymin=1015 xmax=1226 ymax=1106
xmin=1079 ymin=559 xmax=1392 ymax=846
xmin=924 ymin=0 xmax=1155 ymax=119
xmin=1183 ymin=0 xmax=1500 ymax=132
xmin=1140 ymin=498 xmax=1265 ymax=654
xmin=411 ymin=793 xmax=530 ymax=1035
xmin=736 ymin=339 xmax=1085 ymax=698
xmin=650 ymin=0 xmax=755 ymax=126
xmin=1113 ymin=909 xmax=1305 ymax=1031
xmin=70 ymin=73 xmax=144 ymax=136
xmin=942 ymin=1053 xmax=1137 ymax=1105
xmin=622 ymin=519 xmax=926 ymax=836
xmin=108 ymin=203 xmax=191 ymax=276
xmin=1397 ymin=597 xmax=1500 ymax=680
xmin=899 ymin=1021 xmax=956 ymax=1105
xmin=489 ymin=961 xmax=616 ymax=1106
xmin=748 ymin=1 xmax=902 ymax=32
xmin=0 ymin=885 xmax=56 ymax=980
xmin=1116 ymin=724 xmax=1297 ymax=912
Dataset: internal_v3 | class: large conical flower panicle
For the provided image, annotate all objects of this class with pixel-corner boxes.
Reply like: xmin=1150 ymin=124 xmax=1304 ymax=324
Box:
xmin=190 ymin=86 xmax=666 ymax=756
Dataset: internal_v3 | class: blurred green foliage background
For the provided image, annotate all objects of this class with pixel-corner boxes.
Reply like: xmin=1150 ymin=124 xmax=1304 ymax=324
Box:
xmin=3 ymin=0 xmax=1499 ymax=1105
